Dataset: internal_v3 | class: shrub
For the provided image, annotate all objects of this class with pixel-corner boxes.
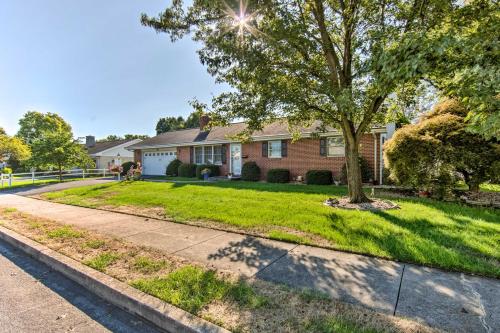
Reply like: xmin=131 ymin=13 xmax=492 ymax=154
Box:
xmin=120 ymin=161 xmax=135 ymax=176
xmin=384 ymin=99 xmax=500 ymax=196
xmin=340 ymin=156 xmax=373 ymax=184
xmin=306 ymin=170 xmax=333 ymax=185
xmin=166 ymin=159 xmax=182 ymax=176
xmin=178 ymin=163 xmax=196 ymax=178
xmin=241 ymin=161 xmax=261 ymax=181
xmin=1 ymin=167 xmax=12 ymax=174
xmin=195 ymin=164 xmax=220 ymax=179
xmin=267 ymin=168 xmax=290 ymax=183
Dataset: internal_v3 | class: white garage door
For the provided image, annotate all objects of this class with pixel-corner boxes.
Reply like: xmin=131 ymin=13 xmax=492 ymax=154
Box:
xmin=142 ymin=150 xmax=177 ymax=176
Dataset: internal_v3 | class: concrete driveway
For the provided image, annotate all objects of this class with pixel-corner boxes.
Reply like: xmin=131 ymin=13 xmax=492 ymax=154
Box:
xmin=0 ymin=178 xmax=116 ymax=196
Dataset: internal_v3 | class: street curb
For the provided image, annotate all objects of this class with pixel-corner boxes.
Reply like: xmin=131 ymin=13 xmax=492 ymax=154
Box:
xmin=0 ymin=226 xmax=230 ymax=333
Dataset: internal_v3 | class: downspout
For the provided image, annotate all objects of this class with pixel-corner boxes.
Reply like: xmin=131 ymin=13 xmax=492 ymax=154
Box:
xmin=372 ymin=133 xmax=377 ymax=184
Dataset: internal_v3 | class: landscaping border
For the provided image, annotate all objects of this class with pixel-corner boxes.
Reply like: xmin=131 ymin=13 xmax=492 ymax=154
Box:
xmin=0 ymin=226 xmax=229 ymax=333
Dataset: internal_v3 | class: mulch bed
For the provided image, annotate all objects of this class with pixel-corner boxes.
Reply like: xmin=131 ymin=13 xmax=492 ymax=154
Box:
xmin=324 ymin=197 xmax=400 ymax=211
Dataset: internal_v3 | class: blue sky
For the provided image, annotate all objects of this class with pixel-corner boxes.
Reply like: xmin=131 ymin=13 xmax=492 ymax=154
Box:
xmin=0 ymin=0 xmax=227 ymax=138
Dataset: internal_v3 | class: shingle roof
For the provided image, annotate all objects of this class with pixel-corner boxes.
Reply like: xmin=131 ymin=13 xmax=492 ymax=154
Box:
xmin=126 ymin=120 xmax=387 ymax=150
xmin=87 ymin=139 xmax=139 ymax=155
xmin=127 ymin=120 xmax=335 ymax=150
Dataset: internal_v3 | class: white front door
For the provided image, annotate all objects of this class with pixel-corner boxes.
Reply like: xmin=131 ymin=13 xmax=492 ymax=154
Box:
xmin=230 ymin=144 xmax=242 ymax=176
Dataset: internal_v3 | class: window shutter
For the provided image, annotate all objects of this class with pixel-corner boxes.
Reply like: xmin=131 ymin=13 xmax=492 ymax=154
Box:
xmin=189 ymin=146 xmax=194 ymax=163
xmin=262 ymin=141 xmax=268 ymax=157
xmin=320 ymin=138 xmax=327 ymax=156
xmin=281 ymin=140 xmax=287 ymax=157
xmin=221 ymin=144 xmax=227 ymax=164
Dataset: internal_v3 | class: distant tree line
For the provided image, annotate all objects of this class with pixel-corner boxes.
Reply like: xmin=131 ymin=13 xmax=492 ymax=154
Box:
xmin=155 ymin=109 xmax=202 ymax=135
xmin=97 ymin=134 xmax=150 ymax=143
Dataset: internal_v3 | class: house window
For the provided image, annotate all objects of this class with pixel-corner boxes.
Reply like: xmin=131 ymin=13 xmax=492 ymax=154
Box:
xmin=213 ymin=145 xmax=222 ymax=164
xmin=268 ymin=140 xmax=282 ymax=158
xmin=327 ymin=137 xmax=345 ymax=157
xmin=194 ymin=147 xmax=203 ymax=164
xmin=192 ymin=145 xmax=223 ymax=165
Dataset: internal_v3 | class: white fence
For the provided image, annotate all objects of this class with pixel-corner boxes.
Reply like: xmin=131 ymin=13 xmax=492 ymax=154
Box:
xmin=0 ymin=169 xmax=120 ymax=188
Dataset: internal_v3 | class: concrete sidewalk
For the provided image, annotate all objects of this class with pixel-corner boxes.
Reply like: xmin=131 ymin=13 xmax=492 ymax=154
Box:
xmin=0 ymin=194 xmax=498 ymax=333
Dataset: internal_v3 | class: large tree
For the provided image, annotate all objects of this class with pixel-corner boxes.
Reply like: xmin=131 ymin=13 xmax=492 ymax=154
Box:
xmin=141 ymin=0 xmax=484 ymax=202
xmin=17 ymin=111 xmax=93 ymax=180
xmin=156 ymin=116 xmax=186 ymax=134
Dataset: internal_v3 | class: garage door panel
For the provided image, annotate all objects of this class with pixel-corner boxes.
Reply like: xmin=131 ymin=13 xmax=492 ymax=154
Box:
xmin=142 ymin=150 xmax=176 ymax=176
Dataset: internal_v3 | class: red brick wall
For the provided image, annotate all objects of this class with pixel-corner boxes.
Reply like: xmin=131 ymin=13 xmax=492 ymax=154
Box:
xmin=153 ymin=134 xmax=378 ymax=181
xmin=134 ymin=150 xmax=142 ymax=164
xmin=241 ymin=134 xmax=377 ymax=181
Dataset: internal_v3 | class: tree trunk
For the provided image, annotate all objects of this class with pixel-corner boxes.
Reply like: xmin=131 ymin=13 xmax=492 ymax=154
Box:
xmin=468 ymin=181 xmax=480 ymax=192
xmin=345 ymin=141 xmax=370 ymax=203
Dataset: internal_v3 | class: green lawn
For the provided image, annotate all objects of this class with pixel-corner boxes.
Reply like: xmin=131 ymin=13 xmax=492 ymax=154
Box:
xmin=43 ymin=181 xmax=500 ymax=278
xmin=0 ymin=178 xmax=87 ymax=191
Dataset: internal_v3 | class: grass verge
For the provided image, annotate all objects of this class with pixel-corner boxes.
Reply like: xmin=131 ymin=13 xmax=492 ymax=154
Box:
xmin=0 ymin=208 xmax=437 ymax=333
xmin=42 ymin=181 xmax=500 ymax=278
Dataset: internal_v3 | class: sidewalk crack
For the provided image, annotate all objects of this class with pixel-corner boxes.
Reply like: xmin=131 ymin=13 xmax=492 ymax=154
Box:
xmin=393 ymin=264 xmax=405 ymax=316
xmin=251 ymin=244 xmax=299 ymax=278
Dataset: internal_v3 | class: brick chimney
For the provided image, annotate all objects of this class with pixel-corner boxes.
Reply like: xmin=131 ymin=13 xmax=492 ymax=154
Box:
xmin=199 ymin=114 xmax=210 ymax=131
xmin=85 ymin=135 xmax=96 ymax=148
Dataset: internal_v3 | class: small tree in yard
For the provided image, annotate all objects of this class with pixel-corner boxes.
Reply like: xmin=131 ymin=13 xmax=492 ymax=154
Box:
xmin=0 ymin=132 xmax=31 ymax=165
xmin=141 ymin=0 xmax=495 ymax=202
xmin=18 ymin=111 xmax=94 ymax=181
xmin=384 ymin=99 xmax=500 ymax=196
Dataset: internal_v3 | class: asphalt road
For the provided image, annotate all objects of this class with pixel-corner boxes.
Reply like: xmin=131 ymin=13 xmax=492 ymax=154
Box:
xmin=0 ymin=239 xmax=163 ymax=333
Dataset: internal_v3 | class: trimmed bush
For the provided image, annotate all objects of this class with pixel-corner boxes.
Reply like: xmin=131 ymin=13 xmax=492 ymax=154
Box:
xmin=195 ymin=164 xmax=220 ymax=179
xmin=306 ymin=170 xmax=333 ymax=185
xmin=178 ymin=163 xmax=196 ymax=178
xmin=340 ymin=156 xmax=373 ymax=184
xmin=267 ymin=168 xmax=290 ymax=183
xmin=241 ymin=162 xmax=261 ymax=181
xmin=120 ymin=161 xmax=136 ymax=176
xmin=166 ymin=159 xmax=182 ymax=176
xmin=1 ymin=167 xmax=13 ymax=174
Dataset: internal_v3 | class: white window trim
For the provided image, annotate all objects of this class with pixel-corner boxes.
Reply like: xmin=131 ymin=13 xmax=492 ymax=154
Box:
xmin=327 ymin=136 xmax=345 ymax=157
xmin=193 ymin=145 xmax=223 ymax=165
xmin=268 ymin=140 xmax=282 ymax=158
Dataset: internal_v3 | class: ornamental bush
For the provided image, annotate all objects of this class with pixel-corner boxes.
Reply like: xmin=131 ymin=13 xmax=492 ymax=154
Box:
xmin=267 ymin=168 xmax=290 ymax=183
xmin=241 ymin=161 xmax=261 ymax=181
xmin=306 ymin=170 xmax=333 ymax=185
xmin=178 ymin=163 xmax=196 ymax=178
xmin=166 ymin=159 xmax=182 ymax=176
xmin=384 ymin=99 xmax=500 ymax=197
xmin=1 ymin=167 xmax=12 ymax=174
xmin=340 ymin=156 xmax=373 ymax=184
xmin=120 ymin=161 xmax=136 ymax=176
xmin=195 ymin=164 xmax=220 ymax=179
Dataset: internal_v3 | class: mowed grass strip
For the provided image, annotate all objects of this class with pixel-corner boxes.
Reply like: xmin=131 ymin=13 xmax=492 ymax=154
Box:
xmin=0 ymin=207 xmax=437 ymax=333
xmin=43 ymin=181 xmax=500 ymax=278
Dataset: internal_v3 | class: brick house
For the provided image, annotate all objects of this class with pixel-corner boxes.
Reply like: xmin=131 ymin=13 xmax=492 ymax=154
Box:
xmin=127 ymin=117 xmax=395 ymax=184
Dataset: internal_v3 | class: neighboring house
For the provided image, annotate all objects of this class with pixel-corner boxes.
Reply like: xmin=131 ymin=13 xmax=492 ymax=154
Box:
xmin=85 ymin=136 xmax=142 ymax=169
xmin=127 ymin=116 xmax=395 ymax=184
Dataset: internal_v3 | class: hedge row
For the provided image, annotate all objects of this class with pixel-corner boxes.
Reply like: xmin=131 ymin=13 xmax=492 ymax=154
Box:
xmin=195 ymin=164 xmax=220 ymax=179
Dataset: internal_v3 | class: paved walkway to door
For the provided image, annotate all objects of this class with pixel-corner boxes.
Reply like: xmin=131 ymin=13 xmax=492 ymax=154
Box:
xmin=0 ymin=193 xmax=498 ymax=333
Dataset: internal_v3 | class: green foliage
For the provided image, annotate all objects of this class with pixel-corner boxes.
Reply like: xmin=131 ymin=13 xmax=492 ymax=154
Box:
xmin=0 ymin=133 xmax=31 ymax=163
xmin=166 ymin=159 xmax=182 ymax=176
xmin=303 ymin=316 xmax=380 ymax=333
xmin=178 ymin=163 xmax=196 ymax=178
xmin=195 ymin=164 xmax=220 ymax=179
xmin=84 ymin=252 xmax=120 ymax=272
xmin=141 ymin=0 xmax=489 ymax=202
xmin=97 ymin=134 xmax=149 ymax=142
xmin=0 ymin=127 xmax=5 ymax=135
xmin=132 ymin=256 xmax=167 ymax=274
xmin=17 ymin=111 xmax=94 ymax=177
xmin=46 ymin=226 xmax=83 ymax=239
xmin=121 ymin=161 xmax=136 ymax=176
xmin=1 ymin=167 xmax=12 ymax=174
xmin=341 ymin=157 xmax=373 ymax=184
xmin=385 ymin=99 xmax=500 ymax=197
xmin=45 ymin=181 xmax=500 ymax=277
xmin=241 ymin=161 xmax=261 ymax=181
xmin=306 ymin=170 xmax=333 ymax=185
xmin=131 ymin=265 xmax=266 ymax=314
xmin=155 ymin=111 xmax=202 ymax=135
xmin=267 ymin=169 xmax=290 ymax=183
